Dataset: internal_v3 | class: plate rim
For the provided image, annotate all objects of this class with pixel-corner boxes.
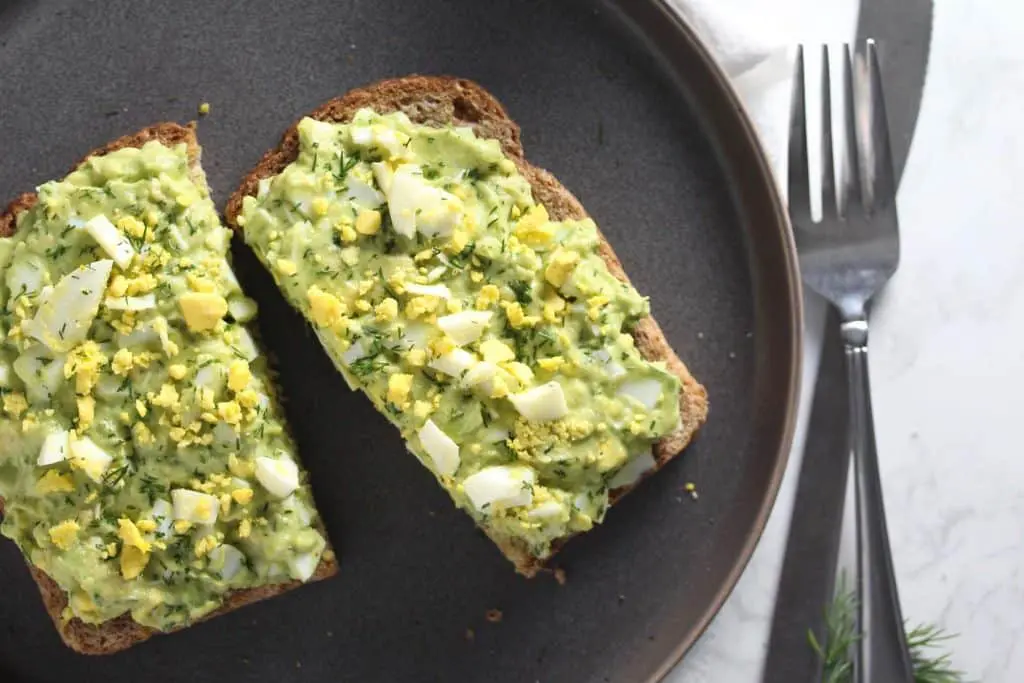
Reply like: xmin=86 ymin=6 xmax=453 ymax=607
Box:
xmin=602 ymin=0 xmax=804 ymax=679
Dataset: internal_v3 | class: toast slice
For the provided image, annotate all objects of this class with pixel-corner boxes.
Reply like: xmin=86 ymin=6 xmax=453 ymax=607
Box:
xmin=226 ymin=77 xmax=708 ymax=576
xmin=0 ymin=124 xmax=336 ymax=654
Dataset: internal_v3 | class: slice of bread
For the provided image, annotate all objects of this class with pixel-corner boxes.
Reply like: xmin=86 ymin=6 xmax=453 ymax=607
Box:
xmin=227 ymin=76 xmax=709 ymax=576
xmin=228 ymin=76 xmax=708 ymax=577
xmin=0 ymin=123 xmax=337 ymax=654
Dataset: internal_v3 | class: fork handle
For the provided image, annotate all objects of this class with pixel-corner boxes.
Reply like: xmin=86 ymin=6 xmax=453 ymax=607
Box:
xmin=842 ymin=320 xmax=915 ymax=683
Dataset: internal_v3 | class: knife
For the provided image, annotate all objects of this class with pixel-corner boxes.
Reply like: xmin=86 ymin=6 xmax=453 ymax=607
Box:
xmin=761 ymin=1 xmax=933 ymax=680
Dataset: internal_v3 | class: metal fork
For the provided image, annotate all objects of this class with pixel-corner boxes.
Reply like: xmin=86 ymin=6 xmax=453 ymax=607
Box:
xmin=789 ymin=42 xmax=914 ymax=683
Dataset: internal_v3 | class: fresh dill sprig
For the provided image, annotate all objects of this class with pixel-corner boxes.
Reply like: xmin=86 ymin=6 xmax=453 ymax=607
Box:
xmin=810 ymin=584 xmax=966 ymax=683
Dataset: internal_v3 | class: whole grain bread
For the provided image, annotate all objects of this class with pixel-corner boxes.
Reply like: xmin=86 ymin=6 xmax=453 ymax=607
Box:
xmin=226 ymin=76 xmax=709 ymax=576
xmin=0 ymin=123 xmax=337 ymax=654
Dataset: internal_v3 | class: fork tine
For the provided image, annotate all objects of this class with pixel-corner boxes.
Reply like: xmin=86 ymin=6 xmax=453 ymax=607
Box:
xmin=841 ymin=44 xmax=863 ymax=213
xmin=865 ymin=40 xmax=897 ymax=213
xmin=820 ymin=45 xmax=838 ymax=219
xmin=788 ymin=46 xmax=812 ymax=224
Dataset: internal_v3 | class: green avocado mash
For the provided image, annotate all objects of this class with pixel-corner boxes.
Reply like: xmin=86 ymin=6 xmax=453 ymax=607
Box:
xmin=0 ymin=141 xmax=326 ymax=630
xmin=239 ymin=110 xmax=681 ymax=559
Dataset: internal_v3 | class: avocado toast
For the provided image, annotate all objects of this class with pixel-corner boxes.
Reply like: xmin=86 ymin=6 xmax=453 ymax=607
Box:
xmin=0 ymin=124 xmax=336 ymax=654
xmin=227 ymin=76 xmax=708 ymax=576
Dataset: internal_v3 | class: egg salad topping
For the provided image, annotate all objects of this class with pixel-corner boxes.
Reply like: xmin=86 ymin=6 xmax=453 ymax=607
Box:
xmin=0 ymin=141 xmax=326 ymax=630
xmin=240 ymin=110 xmax=682 ymax=559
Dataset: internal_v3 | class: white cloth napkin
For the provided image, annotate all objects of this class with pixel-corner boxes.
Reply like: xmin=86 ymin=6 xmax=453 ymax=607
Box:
xmin=666 ymin=0 xmax=793 ymax=175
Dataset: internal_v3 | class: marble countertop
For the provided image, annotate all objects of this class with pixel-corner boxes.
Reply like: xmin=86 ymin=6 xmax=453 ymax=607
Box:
xmin=667 ymin=1 xmax=1024 ymax=682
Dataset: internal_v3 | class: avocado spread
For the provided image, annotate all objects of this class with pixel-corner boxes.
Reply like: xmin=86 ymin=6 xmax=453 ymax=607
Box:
xmin=239 ymin=110 xmax=681 ymax=559
xmin=0 ymin=141 xmax=326 ymax=630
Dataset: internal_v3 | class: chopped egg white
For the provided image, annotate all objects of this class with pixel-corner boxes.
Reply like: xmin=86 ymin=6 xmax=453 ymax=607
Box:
xmin=384 ymin=164 xmax=462 ymax=238
xmin=350 ymin=123 xmax=408 ymax=158
xmin=37 ymin=429 xmax=71 ymax=466
xmin=13 ymin=345 xmax=65 ymax=404
xmin=208 ymin=543 xmax=245 ymax=580
xmin=151 ymin=499 xmax=174 ymax=538
xmin=508 ymin=381 xmax=569 ymax=422
xmin=231 ymin=327 xmax=260 ymax=362
xmin=345 ymin=173 xmax=385 ymax=207
xmin=591 ymin=348 xmax=627 ymax=379
xmin=227 ymin=297 xmax=258 ymax=323
xmin=437 ymin=310 xmax=491 ymax=346
xmin=480 ymin=427 xmax=510 ymax=443
xmin=25 ymin=259 xmax=112 ymax=352
xmin=463 ymin=465 xmax=535 ymax=511
xmin=371 ymin=162 xmax=394 ymax=195
xmin=5 ymin=254 xmax=46 ymax=298
xmin=428 ymin=348 xmax=477 ymax=378
xmin=287 ymin=551 xmax=319 ymax=582
xmin=280 ymin=494 xmax=312 ymax=526
xmin=399 ymin=322 xmax=432 ymax=349
xmin=254 ymin=455 xmax=300 ymax=498
xmin=341 ymin=339 xmax=368 ymax=366
xmin=83 ymin=215 xmax=135 ymax=269
xmin=68 ymin=436 xmax=113 ymax=483
xmin=171 ymin=488 xmax=220 ymax=525
xmin=527 ymin=500 xmax=566 ymax=521
xmin=462 ymin=361 xmax=498 ymax=390
xmin=417 ymin=419 xmax=460 ymax=476
xmin=617 ymin=378 xmax=663 ymax=410
xmin=608 ymin=450 xmax=658 ymax=489
xmin=403 ymin=282 xmax=452 ymax=299
xmin=103 ymin=294 xmax=156 ymax=311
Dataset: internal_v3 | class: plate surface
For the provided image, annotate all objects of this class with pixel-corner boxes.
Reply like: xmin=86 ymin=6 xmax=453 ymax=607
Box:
xmin=0 ymin=0 xmax=800 ymax=681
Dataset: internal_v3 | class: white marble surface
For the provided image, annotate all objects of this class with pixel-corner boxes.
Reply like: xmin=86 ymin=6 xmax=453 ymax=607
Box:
xmin=666 ymin=1 xmax=1024 ymax=682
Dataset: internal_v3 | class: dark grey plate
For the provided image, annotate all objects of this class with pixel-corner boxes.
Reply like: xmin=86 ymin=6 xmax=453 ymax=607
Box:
xmin=0 ymin=0 xmax=800 ymax=681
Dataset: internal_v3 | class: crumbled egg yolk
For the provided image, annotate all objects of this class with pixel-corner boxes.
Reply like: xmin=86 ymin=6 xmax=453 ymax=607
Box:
xmin=150 ymin=383 xmax=180 ymax=409
xmin=307 ymin=285 xmax=347 ymax=327
xmin=237 ymin=518 xmax=252 ymax=539
xmin=355 ymin=209 xmax=382 ymax=235
xmin=513 ymin=205 xmax=554 ymax=245
xmin=217 ymin=401 xmax=243 ymax=425
xmin=413 ymin=400 xmax=433 ymax=420
xmin=543 ymin=294 xmax=567 ymax=323
xmin=375 ymin=297 xmax=399 ymax=322
xmin=275 ymin=258 xmax=298 ymax=276
xmin=76 ymin=396 xmax=95 ymax=429
xmin=64 ymin=341 xmax=107 ymax=395
xmin=479 ymin=339 xmax=515 ymax=364
xmin=311 ymin=197 xmax=330 ymax=217
xmin=178 ymin=292 xmax=228 ymax=332
xmin=48 ymin=520 xmax=80 ymax=551
xmin=335 ymin=218 xmax=358 ymax=243
xmin=537 ymin=356 xmax=566 ymax=372
xmin=387 ymin=373 xmax=414 ymax=408
xmin=231 ymin=488 xmax=254 ymax=505
xmin=502 ymin=302 xmax=540 ymax=329
xmin=544 ymin=248 xmax=580 ymax=288
xmin=194 ymin=534 xmax=222 ymax=558
xmin=405 ymin=295 xmax=439 ymax=319
xmin=502 ymin=361 xmax=534 ymax=386
xmin=227 ymin=360 xmax=251 ymax=392
xmin=117 ymin=518 xmax=152 ymax=554
xmin=36 ymin=470 xmax=75 ymax=494
xmin=3 ymin=392 xmax=28 ymax=418
xmin=111 ymin=348 xmax=134 ymax=376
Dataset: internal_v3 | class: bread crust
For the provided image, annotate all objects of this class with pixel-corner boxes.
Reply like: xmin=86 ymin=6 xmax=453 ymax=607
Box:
xmin=226 ymin=76 xmax=709 ymax=576
xmin=0 ymin=123 xmax=337 ymax=654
